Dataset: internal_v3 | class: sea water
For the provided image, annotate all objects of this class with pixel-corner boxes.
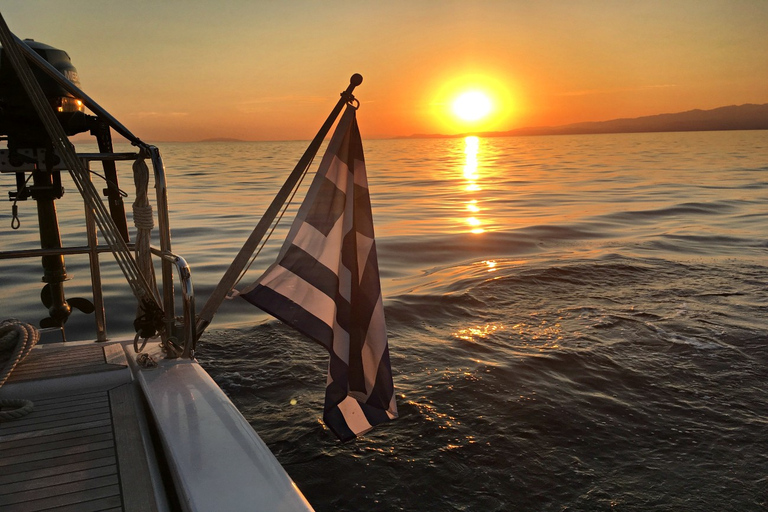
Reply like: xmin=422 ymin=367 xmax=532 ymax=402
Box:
xmin=1 ymin=130 xmax=767 ymax=510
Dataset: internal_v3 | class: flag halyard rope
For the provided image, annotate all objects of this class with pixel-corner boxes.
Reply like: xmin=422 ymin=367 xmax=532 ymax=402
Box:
xmin=230 ymin=151 xmax=316 ymax=294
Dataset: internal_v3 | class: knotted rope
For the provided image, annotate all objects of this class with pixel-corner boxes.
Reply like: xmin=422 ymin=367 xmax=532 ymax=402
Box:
xmin=132 ymin=149 xmax=157 ymax=294
xmin=132 ymin=150 xmax=162 ymax=349
xmin=0 ymin=320 xmax=39 ymax=421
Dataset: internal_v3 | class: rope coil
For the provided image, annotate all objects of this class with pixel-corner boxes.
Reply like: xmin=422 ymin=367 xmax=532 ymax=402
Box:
xmin=0 ymin=320 xmax=39 ymax=421
xmin=132 ymin=153 xmax=155 ymax=232
xmin=132 ymin=152 xmax=162 ymax=346
xmin=132 ymin=204 xmax=154 ymax=230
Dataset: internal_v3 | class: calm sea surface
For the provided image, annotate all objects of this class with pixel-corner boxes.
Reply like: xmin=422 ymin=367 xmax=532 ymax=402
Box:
xmin=2 ymin=130 xmax=767 ymax=510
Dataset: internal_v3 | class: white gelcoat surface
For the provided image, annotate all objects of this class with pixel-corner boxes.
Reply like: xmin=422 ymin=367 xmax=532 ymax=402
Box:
xmin=137 ymin=358 xmax=314 ymax=512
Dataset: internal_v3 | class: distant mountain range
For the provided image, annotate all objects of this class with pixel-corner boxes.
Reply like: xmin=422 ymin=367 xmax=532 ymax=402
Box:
xmin=405 ymin=103 xmax=768 ymax=139
xmin=198 ymin=137 xmax=246 ymax=142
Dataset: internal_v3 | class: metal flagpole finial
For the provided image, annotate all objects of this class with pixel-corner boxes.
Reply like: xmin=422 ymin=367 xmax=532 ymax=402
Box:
xmin=342 ymin=74 xmax=363 ymax=105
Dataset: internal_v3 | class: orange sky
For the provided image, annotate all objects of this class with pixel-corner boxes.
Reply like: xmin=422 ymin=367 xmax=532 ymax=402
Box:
xmin=4 ymin=1 xmax=767 ymax=141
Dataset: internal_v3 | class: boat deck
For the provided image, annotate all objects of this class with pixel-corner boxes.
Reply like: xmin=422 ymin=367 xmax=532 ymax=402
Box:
xmin=0 ymin=343 xmax=161 ymax=512
xmin=0 ymin=339 xmax=313 ymax=512
xmin=1 ymin=344 xmax=126 ymax=383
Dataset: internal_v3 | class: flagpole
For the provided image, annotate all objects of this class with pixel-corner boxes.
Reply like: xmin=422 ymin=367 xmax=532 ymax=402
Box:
xmin=195 ymin=74 xmax=364 ymax=340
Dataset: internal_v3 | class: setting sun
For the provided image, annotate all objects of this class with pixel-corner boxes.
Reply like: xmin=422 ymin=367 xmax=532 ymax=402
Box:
xmin=452 ymin=91 xmax=493 ymax=122
xmin=429 ymin=72 xmax=518 ymax=135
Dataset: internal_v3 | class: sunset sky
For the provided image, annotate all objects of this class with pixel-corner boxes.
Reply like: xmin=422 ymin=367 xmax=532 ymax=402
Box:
xmin=3 ymin=1 xmax=767 ymax=141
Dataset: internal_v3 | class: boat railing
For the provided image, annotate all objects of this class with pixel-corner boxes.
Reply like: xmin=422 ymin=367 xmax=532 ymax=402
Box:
xmin=1 ymin=149 xmax=197 ymax=357
xmin=1 ymin=31 xmax=197 ymax=357
xmin=152 ymin=248 xmax=196 ymax=358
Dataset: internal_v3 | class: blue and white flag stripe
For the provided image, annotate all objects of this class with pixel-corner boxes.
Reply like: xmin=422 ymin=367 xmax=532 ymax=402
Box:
xmin=241 ymin=105 xmax=397 ymax=441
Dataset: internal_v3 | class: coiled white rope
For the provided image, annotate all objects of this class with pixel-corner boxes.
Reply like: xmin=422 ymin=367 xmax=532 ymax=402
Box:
xmin=132 ymin=150 xmax=159 ymax=300
xmin=132 ymin=151 xmax=162 ymax=352
xmin=0 ymin=320 xmax=39 ymax=421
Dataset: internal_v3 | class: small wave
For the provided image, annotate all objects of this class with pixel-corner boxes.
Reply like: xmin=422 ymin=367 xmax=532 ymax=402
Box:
xmin=212 ymin=371 xmax=260 ymax=392
xmin=516 ymin=223 xmax=611 ymax=240
xmin=603 ymin=201 xmax=735 ymax=223
xmin=641 ymin=234 xmax=761 ymax=255
xmin=379 ymin=231 xmax=541 ymax=266
xmin=643 ymin=322 xmax=724 ymax=350
xmin=658 ymin=233 xmax=758 ymax=246
xmin=386 ymin=293 xmax=488 ymax=326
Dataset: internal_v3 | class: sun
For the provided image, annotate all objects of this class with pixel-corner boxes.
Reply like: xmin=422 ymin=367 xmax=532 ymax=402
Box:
xmin=429 ymin=72 xmax=518 ymax=134
xmin=452 ymin=91 xmax=493 ymax=122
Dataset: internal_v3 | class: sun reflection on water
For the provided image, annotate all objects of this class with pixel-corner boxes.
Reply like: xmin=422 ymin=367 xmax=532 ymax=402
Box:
xmin=462 ymin=136 xmax=485 ymax=233
xmin=463 ymin=136 xmax=479 ymax=181
xmin=453 ymin=323 xmax=504 ymax=342
xmin=510 ymin=320 xmax=563 ymax=349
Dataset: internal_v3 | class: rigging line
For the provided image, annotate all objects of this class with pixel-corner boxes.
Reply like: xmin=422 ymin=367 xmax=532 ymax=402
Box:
xmin=88 ymin=169 xmax=128 ymax=197
xmin=196 ymin=76 xmax=363 ymax=339
xmin=12 ymin=87 xmax=139 ymax=295
xmin=232 ymin=152 xmax=315 ymax=291
xmin=0 ymin=15 xmax=161 ymax=311
xmin=67 ymin=169 xmax=145 ymax=287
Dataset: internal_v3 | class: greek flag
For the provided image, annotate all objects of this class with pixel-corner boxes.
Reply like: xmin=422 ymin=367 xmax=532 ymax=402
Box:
xmin=240 ymin=105 xmax=397 ymax=441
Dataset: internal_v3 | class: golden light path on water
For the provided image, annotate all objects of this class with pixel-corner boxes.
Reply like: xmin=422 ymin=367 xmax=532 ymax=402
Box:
xmin=450 ymin=135 xmax=566 ymax=355
xmin=462 ymin=136 xmax=483 ymax=233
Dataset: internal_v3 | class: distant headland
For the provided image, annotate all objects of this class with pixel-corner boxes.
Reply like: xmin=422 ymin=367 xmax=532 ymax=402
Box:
xmin=404 ymin=103 xmax=768 ymax=139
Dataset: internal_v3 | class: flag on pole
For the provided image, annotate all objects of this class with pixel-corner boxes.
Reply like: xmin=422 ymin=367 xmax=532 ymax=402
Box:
xmin=240 ymin=105 xmax=397 ymax=441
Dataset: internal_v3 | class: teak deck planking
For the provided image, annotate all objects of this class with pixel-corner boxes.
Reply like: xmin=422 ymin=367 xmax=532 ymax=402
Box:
xmin=0 ymin=343 xmax=159 ymax=512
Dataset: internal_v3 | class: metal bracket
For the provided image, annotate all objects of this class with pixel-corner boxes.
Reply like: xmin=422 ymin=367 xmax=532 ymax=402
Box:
xmin=0 ymin=148 xmax=68 ymax=172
